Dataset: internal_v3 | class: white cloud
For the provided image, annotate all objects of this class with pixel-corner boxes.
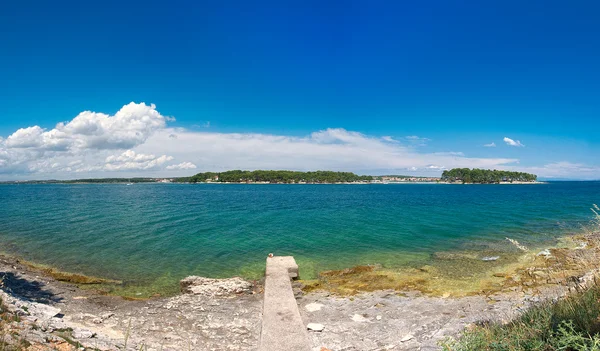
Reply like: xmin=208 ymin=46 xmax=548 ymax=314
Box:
xmin=135 ymin=128 xmax=518 ymax=176
xmin=381 ymin=136 xmax=398 ymax=143
xmin=106 ymin=150 xmax=158 ymax=163
xmin=432 ymin=152 xmax=465 ymax=157
xmin=2 ymin=102 xmax=597 ymax=180
xmin=0 ymin=103 xmax=521 ymax=179
xmin=5 ymin=126 xmax=45 ymax=148
xmin=192 ymin=121 xmax=211 ymax=129
xmin=513 ymin=162 xmax=600 ymax=180
xmin=166 ymin=162 xmax=198 ymax=170
xmin=0 ymin=103 xmax=190 ymax=176
xmin=484 ymin=142 xmax=496 ymax=147
xmin=103 ymin=150 xmax=174 ymax=171
xmin=503 ymin=137 xmax=524 ymax=147
xmin=404 ymin=135 xmax=431 ymax=146
xmin=5 ymin=102 xmax=168 ymax=153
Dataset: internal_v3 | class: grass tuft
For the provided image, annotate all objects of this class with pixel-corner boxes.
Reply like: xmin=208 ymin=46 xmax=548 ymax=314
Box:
xmin=442 ymin=204 xmax=600 ymax=351
xmin=441 ymin=279 xmax=600 ymax=350
xmin=0 ymin=297 xmax=31 ymax=351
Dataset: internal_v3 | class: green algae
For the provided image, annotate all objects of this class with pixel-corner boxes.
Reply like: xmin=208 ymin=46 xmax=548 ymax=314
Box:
xmin=301 ymin=235 xmax=600 ymax=297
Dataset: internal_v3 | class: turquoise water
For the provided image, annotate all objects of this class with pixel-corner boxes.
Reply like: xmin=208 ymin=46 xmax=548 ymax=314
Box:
xmin=0 ymin=182 xmax=599 ymax=291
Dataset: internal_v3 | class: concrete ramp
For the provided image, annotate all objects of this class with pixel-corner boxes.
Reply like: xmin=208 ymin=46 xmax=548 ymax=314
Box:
xmin=259 ymin=256 xmax=311 ymax=351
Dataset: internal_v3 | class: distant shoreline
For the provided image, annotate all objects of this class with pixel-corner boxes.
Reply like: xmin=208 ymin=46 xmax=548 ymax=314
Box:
xmin=0 ymin=168 xmax=548 ymax=185
xmin=0 ymin=180 xmax=548 ymax=185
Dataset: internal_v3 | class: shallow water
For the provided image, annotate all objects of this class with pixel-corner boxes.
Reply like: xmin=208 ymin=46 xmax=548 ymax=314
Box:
xmin=0 ymin=182 xmax=598 ymax=294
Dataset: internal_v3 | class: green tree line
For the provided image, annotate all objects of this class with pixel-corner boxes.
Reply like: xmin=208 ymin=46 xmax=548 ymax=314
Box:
xmin=179 ymin=170 xmax=374 ymax=184
xmin=441 ymin=168 xmax=537 ymax=183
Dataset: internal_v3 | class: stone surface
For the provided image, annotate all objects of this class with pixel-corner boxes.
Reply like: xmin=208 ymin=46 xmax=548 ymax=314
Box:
xmin=260 ymin=256 xmax=310 ymax=351
xmin=2 ymin=248 xmax=596 ymax=351
xmin=180 ymin=276 xmax=253 ymax=296
xmin=299 ymin=287 xmax=570 ymax=351
xmin=0 ymin=254 xmax=262 ymax=351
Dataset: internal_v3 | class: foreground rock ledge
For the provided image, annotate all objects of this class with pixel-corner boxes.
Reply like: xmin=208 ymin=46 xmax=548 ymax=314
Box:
xmin=180 ymin=275 xmax=253 ymax=296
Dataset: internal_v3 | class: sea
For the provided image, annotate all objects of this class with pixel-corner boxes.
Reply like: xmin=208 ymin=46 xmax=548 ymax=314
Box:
xmin=0 ymin=182 xmax=599 ymax=295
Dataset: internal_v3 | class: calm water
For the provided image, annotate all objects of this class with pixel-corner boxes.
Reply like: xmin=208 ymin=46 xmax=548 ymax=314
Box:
xmin=0 ymin=182 xmax=599 ymax=293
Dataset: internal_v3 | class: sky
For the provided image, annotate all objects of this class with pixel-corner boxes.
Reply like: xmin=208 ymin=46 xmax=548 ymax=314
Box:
xmin=0 ymin=0 xmax=599 ymax=180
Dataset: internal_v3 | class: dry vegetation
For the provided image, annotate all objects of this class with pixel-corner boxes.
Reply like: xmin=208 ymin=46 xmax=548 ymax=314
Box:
xmin=0 ymin=297 xmax=31 ymax=351
xmin=442 ymin=205 xmax=600 ymax=350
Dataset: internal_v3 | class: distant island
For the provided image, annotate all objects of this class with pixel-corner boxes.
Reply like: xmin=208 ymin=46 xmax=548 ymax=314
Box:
xmin=178 ymin=170 xmax=374 ymax=184
xmin=0 ymin=169 xmax=539 ymax=185
xmin=441 ymin=168 xmax=538 ymax=184
xmin=0 ymin=178 xmax=170 ymax=185
xmin=178 ymin=169 xmax=537 ymax=184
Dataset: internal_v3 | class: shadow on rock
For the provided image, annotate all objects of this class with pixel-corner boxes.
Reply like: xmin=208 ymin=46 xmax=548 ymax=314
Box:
xmin=0 ymin=271 xmax=63 ymax=304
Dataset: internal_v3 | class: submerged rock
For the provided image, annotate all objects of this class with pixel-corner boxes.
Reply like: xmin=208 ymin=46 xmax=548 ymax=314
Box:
xmin=180 ymin=276 xmax=253 ymax=297
xmin=432 ymin=252 xmax=478 ymax=261
xmin=481 ymin=256 xmax=500 ymax=261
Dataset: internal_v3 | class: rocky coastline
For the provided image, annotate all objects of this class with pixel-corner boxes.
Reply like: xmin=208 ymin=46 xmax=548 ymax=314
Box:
xmin=1 ymin=232 xmax=599 ymax=350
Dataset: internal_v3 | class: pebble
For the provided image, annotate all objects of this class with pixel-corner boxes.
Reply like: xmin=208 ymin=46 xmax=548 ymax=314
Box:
xmin=305 ymin=302 xmax=324 ymax=312
xmin=352 ymin=314 xmax=369 ymax=322
xmin=307 ymin=323 xmax=325 ymax=332
xmin=72 ymin=328 xmax=95 ymax=339
xmin=401 ymin=334 xmax=414 ymax=342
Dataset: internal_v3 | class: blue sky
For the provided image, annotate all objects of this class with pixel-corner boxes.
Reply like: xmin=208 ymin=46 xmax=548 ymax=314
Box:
xmin=0 ymin=1 xmax=599 ymax=179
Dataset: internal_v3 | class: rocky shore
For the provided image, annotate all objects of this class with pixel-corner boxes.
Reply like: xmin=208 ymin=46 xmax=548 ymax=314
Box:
xmin=0 ymin=255 xmax=262 ymax=350
xmin=1 ymin=233 xmax=598 ymax=351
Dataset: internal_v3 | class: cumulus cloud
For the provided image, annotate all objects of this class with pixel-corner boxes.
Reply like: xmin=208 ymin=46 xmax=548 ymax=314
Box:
xmin=484 ymin=142 xmax=496 ymax=147
xmin=0 ymin=103 xmax=193 ymax=176
xmin=5 ymin=102 xmax=168 ymax=153
xmin=5 ymin=126 xmax=45 ymax=148
xmin=504 ymin=137 xmax=524 ymax=147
